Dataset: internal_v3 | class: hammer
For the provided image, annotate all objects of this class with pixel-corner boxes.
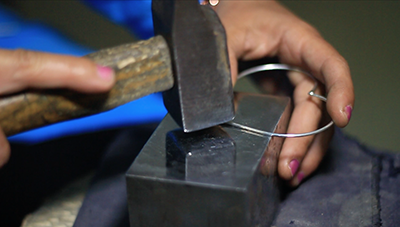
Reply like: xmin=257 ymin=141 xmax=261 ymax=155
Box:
xmin=0 ymin=0 xmax=234 ymax=136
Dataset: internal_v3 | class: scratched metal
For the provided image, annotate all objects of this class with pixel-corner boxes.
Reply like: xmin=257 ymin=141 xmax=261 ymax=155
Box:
xmin=126 ymin=92 xmax=291 ymax=227
xmin=152 ymin=0 xmax=234 ymax=132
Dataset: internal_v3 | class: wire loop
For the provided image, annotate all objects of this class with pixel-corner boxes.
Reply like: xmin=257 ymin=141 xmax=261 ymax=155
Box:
xmin=230 ymin=63 xmax=334 ymax=138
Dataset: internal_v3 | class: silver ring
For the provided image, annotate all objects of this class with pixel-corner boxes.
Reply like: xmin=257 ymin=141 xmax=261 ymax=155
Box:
xmin=230 ymin=63 xmax=334 ymax=138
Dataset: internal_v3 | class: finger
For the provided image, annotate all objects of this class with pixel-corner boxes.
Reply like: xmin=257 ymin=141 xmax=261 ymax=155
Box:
xmin=0 ymin=49 xmax=115 ymax=95
xmin=278 ymin=75 xmax=323 ymax=180
xmin=288 ymin=124 xmax=334 ymax=187
xmin=0 ymin=128 xmax=10 ymax=168
xmin=227 ymin=45 xmax=239 ymax=85
xmin=279 ymin=29 xmax=354 ymax=127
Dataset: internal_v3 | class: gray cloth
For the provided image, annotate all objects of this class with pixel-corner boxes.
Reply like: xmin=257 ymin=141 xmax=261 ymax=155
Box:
xmin=73 ymin=127 xmax=400 ymax=227
xmin=273 ymin=129 xmax=382 ymax=227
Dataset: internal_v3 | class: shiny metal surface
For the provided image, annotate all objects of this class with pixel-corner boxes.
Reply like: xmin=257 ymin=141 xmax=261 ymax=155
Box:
xmin=152 ymin=0 xmax=234 ymax=132
xmin=237 ymin=64 xmax=334 ymax=137
xmin=166 ymin=127 xmax=236 ymax=182
xmin=126 ymin=92 xmax=291 ymax=227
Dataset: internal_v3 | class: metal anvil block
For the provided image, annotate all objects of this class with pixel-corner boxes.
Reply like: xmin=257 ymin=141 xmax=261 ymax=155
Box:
xmin=126 ymin=93 xmax=291 ymax=227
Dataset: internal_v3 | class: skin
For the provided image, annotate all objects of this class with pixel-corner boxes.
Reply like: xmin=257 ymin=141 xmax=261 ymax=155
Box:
xmin=0 ymin=49 xmax=115 ymax=167
xmin=213 ymin=0 xmax=354 ymax=186
xmin=0 ymin=1 xmax=354 ymax=187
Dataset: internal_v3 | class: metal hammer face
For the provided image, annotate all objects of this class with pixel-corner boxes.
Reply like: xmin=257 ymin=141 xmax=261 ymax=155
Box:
xmin=152 ymin=0 xmax=234 ymax=132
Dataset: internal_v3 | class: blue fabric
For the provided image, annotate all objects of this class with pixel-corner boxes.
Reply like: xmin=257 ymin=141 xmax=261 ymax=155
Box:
xmin=82 ymin=0 xmax=154 ymax=39
xmin=0 ymin=5 xmax=166 ymax=144
xmin=0 ymin=7 xmax=91 ymax=55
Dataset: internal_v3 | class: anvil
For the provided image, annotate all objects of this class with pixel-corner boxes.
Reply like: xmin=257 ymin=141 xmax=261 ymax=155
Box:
xmin=126 ymin=93 xmax=291 ymax=226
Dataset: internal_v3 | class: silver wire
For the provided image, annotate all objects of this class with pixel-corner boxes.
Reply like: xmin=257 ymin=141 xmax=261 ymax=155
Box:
xmin=230 ymin=63 xmax=334 ymax=138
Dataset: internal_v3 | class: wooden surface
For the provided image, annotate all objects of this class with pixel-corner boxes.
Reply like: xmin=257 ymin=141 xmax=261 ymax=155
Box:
xmin=0 ymin=35 xmax=173 ymax=136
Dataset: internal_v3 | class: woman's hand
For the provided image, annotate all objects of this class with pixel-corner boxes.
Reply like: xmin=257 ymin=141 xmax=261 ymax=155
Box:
xmin=0 ymin=49 xmax=115 ymax=167
xmin=214 ymin=0 xmax=354 ymax=186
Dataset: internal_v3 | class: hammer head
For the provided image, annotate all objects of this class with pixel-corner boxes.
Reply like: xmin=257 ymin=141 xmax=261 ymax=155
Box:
xmin=152 ymin=0 xmax=234 ymax=132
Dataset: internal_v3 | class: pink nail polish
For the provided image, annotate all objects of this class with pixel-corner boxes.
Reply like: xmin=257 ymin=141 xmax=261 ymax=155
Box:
xmin=97 ymin=66 xmax=114 ymax=81
xmin=345 ymin=105 xmax=352 ymax=122
xmin=289 ymin=159 xmax=299 ymax=177
xmin=297 ymin=172 xmax=305 ymax=184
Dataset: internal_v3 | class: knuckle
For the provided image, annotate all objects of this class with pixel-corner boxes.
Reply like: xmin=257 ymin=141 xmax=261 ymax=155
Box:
xmin=322 ymin=54 xmax=350 ymax=76
xmin=242 ymin=30 xmax=256 ymax=55
xmin=300 ymin=137 xmax=315 ymax=150
xmin=284 ymin=138 xmax=312 ymax=157
xmin=12 ymin=49 xmax=41 ymax=80
xmin=300 ymin=21 xmax=320 ymax=37
xmin=291 ymin=20 xmax=321 ymax=40
xmin=329 ymin=56 xmax=349 ymax=72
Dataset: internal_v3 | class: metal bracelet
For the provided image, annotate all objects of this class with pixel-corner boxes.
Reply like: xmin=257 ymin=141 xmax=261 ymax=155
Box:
xmin=230 ymin=63 xmax=334 ymax=138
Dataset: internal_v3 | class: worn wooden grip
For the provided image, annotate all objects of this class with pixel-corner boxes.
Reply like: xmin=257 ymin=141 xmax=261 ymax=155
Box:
xmin=0 ymin=35 xmax=173 ymax=136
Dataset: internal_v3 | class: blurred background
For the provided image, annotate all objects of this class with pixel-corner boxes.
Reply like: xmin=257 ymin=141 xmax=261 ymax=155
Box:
xmin=1 ymin=0 xmax=399 ymax=152
xmin=281 ymin=1 xmax=400 ymax=153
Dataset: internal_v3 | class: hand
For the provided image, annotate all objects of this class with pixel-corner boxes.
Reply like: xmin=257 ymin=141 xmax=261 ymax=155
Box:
xmin=214 ymin=0 xmax=354 ymax=186
xmin=0 ymin=49 xmax=115 ymax=167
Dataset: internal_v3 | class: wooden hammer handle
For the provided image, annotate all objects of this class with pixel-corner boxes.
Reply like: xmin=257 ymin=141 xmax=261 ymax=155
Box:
xmin=0 ymin=35 xmax=173 ymax=136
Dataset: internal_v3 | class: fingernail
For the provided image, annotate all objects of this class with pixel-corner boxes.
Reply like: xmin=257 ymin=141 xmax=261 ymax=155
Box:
xmin=345 ymin=105 xmax=353 ymax=122
xmin=209 ymin=0 xmax=220 ymax=6
xmin=289 ymin=159 xmax=299 ymax=177
xmin=97 ymin=66 xmax=114 ymax=81
xmin=297 ymin=172 xmax=305 ymax=184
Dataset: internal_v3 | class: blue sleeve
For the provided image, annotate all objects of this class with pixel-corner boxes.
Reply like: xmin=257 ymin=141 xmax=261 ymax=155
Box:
xmin=0 ymin=5 xmax=165 ymax=144
xmin=82 ymin=0 xmax=154 ymax=39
